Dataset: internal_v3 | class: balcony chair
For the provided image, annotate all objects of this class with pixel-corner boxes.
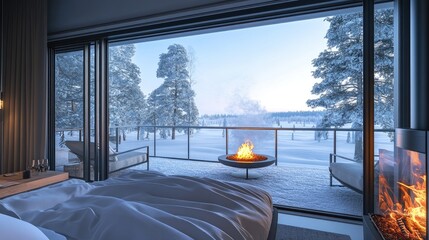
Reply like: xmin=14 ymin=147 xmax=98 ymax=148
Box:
xmin=329 ymin=149 xmax=394 ymax=193
xmin=63 ymin=141 xmax=149 ymax=176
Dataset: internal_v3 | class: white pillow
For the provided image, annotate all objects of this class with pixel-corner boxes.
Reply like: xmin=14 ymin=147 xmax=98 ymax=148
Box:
xmin=0 ymin=213 xmax=49 ymax=240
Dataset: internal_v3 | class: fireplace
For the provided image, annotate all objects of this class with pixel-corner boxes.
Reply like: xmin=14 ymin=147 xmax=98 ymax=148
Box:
xmin=364 ymin=129 xmax=427 ymax=240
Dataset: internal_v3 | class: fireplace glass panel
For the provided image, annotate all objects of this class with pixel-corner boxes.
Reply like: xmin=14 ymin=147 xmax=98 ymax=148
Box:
xmin=373 ymin=147 xmax=426 ymax=240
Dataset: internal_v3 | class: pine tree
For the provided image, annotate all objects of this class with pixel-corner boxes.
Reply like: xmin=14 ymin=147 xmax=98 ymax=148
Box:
xmin=145 ymin=86 xmax=169 ymax=138
xmin=307 ymin=9 xmax=394 ymax=160
xmin=109 ymin=45 xmax=146 ymax=130
xmin=55 ymin=52 xmax=85 ymax=130
xmin=148 ymin=44 xmax=199 ymax=140
xmin=55 ymin=45 xmax=147 ymax=140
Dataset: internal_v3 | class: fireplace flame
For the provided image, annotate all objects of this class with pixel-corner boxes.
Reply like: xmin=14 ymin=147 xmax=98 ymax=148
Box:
xmin=396 ymin=176 xmax=426 ymax=236
xmin=378 ymin=151 xmax=426 ymax=240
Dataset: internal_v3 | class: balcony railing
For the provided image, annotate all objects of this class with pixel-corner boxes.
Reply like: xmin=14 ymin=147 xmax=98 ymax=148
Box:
xmin=56 ymin=125 xmax=395 ymax=166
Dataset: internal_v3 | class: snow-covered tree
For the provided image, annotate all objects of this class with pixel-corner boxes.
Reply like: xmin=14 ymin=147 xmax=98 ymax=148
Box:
xmin=55 ymin=45 xmax=146 ymax=140
xmin=109 ymin=45 xmax=146 ymax=135
xmin=307 ymin=9 xmax=394 ymax=161
xmin=147 ymin=44 xmax=199 ymax=139
xmin=144 ymin=86 xmax=168 ymax=137
xmin=55 ymin=52 xmax=85 ymax=131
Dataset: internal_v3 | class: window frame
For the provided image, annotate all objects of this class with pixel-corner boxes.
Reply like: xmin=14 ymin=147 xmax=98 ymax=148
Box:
xmin=47 ymin=0 xmax=392 ymax=219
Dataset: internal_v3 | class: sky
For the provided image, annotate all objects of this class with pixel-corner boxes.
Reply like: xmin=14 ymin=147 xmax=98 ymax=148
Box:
xmin=131 ymin=17 xmax=330 ymax=115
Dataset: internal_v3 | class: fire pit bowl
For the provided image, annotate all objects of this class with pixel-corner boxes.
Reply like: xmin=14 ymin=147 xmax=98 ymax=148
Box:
xmin=218 ymin=154 xmax=276 ymax=179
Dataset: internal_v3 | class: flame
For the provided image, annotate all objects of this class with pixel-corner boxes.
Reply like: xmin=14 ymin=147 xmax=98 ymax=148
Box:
xmin=236 ymin=140 xmax=256 ymax=160
xmin=397 ymin=176 xmax=426 ymax=235
xmin=378 ymin=150 xmax=426 ymax=239
xmin=226 ymin=140 xmax=267 ymax=161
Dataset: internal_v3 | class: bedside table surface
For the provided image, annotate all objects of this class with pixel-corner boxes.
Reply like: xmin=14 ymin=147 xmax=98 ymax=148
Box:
xmin=0 ymin=171 xmax=69 ymax=199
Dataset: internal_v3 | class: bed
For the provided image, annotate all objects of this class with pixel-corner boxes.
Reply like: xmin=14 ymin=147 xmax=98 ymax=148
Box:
xmin=0 ymin=170 xmax=276 ymax=240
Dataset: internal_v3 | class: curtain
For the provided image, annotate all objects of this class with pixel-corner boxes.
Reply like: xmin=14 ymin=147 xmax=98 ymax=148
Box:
xmin=1 ymin=0 xmax=47 ymax=173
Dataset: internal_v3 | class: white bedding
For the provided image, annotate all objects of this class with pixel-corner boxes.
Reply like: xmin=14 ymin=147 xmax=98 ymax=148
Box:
xmin=0 ymin=171 xmax=273 ymax=240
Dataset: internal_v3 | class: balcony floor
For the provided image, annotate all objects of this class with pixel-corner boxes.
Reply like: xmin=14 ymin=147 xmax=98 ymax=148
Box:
xmin=116 ymin=157 xmax=362 ymax=216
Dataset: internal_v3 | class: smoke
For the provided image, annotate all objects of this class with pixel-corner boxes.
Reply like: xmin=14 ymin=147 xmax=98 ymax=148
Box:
xmin=226 ymin=93 xmax=272 ymax=153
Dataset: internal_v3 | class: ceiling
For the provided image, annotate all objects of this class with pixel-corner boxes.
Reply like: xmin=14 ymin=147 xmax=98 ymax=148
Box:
xmin=48 ymin=0 xmax=376 ymax=41
xmin=48 ymin=0 xmax=281 ymax=37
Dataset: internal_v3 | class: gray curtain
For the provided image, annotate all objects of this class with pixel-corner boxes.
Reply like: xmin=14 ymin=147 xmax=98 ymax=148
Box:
xmin=1 ymin=0 xmax=47 ymax=173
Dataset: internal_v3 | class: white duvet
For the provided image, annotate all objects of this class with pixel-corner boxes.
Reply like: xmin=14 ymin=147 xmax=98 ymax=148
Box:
xmin=0 ymin=171 xmax=273 ymax=240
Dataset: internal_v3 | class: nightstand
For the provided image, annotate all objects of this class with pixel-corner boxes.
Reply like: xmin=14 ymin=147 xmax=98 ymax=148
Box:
xmin=0 ymin=171 xmax=69 ymax=199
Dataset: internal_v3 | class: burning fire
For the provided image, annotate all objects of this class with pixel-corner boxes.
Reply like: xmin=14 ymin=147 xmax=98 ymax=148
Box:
xmin=377 ymin=150 xmax=426 ymax=240
xmin=226 ymin=140 xmax=267 ymax=161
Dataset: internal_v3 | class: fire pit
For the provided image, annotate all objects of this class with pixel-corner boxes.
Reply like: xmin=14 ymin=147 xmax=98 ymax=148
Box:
xmin=218 ymin=141 xmax=275 ymax=179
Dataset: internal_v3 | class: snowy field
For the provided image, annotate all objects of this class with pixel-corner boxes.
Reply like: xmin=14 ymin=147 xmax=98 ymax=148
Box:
xmin=94 ymin=121 xmax=394 ymax=167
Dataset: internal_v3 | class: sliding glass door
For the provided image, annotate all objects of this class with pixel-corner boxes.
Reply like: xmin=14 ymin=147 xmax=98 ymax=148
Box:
xmin=52 ymin=41 xmax=109 ymax=181
xmin=53 ymin=46 xmax=96 ymax=180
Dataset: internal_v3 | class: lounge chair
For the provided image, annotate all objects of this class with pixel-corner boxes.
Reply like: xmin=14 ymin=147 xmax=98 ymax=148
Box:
xmin=329 ymin=154 xmax=364 ymax=193
xmin=64 ymin=141 xmax=149 ymax=176
xmin=329 ymin=149 xmax=393 ymax=193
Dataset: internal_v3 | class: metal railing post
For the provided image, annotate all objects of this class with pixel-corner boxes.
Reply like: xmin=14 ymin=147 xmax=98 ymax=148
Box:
xmin=153 ymin=126 xmax=157 ymax=157
xmin=115 ymin=126 xmax=119 ymax=152
xmin=329 ymin=153 xmax=333 ymax=186
xmin=225 ymin=128 xmax=229 ymax=155
xmin=275 ymin=129 xmax=278 ymax=166
xmin=79 ymin=129 xmax=82 ymax=142
xmin=187 ymin=127 xmax=190 ymax=159
xmin=333 ymin=129 xmax=337 ymax=163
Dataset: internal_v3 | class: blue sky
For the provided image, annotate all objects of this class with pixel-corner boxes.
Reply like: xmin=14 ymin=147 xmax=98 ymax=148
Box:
xmin=132 ymin=17 xmax=330 ymax=115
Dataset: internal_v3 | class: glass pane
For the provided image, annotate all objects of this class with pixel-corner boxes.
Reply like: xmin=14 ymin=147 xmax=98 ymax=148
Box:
xmin=371 ymin=5 xmax=415 ymax=239
xmin=189 ymin=128 xmax=225 ymax=160
xmin=101 ymin=5 xmax=396 ymax=217
xmin=54 ymin=47 xmax=96 ymax=180
xmin=108 ymin=44 xmax=149 ymax=172
xmin=373 ymin=4 xmax=395 ymax=155
xmin=374 ymin=147 xmax=426 ymax=239
xmin=54 ymin=50 xmax=84 ymax=178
